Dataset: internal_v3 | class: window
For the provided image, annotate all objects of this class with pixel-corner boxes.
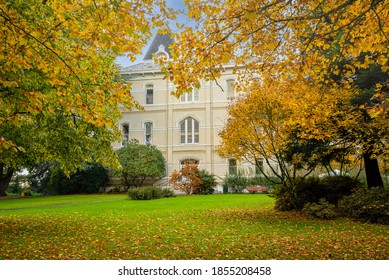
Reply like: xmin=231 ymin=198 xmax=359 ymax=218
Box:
xmin=180 ymin=158 xmax=199 ymax=168
xmin=180 ymin=117 xmax=199 ymax=144
xmin=145 ymin=122 xmax=153 ymax=145
xmin=121 ymin=124 xmax=129 ymax=146
xmin=227 ymin=79 xmax=235 ymax=99
xmin=228 ymin=158 xmax=237 ymax=175
xmin=146 ymin=85 xmax=153 ymax=104
xmin=180 ymin=88 xmax=199 ymax=102
xmin=255 ymin=159 xmax=264 ymax=175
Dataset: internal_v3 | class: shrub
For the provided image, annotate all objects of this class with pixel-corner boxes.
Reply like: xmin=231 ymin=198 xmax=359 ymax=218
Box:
xmin=128 ymin=186 xmax=174 ymax=200
xmin=271 ymin=182 xmax=296 ymax=211
xmin=338 ymin=187 xmax=389 ymax=224
xmin=69 ymin=163 xmax=109 ymax=194
xmin=194 ymin=169 xmax=217 ymax=195
xmin=47 ymin=163 xmax=109 ymax=195
xmin=160 ymin=188 xmax=175 ymax=198
xmin=222 ymin=173 xmax=248 ymax=193
xmin=272 ymin=175 xmax=361 ymax=211
xmin=128 ymin=187 xmax=156 ymax=200
xmin=303 ymin=198 xmax=338 ymax=219
xmin=320 ymin=175 xmax=360 ymax=204
xmin=248 ymin=176 xmax=280 ymax=191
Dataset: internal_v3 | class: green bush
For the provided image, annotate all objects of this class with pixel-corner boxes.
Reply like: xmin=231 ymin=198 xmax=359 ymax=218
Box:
xmin=222 ymin=173 xmax=248 ymax=193
xmin=47 ymin=163 xmax=109 ymax=195
xmin=303 ymin=198 xmax=338 ymax=219
xmin=128 ymin=187 xmax=155 ymax=200
xmin=338 ymin=187 xmax=389 ymax=224
xmin=160 ymin=188 xmax=175 ymax=198
xmin=194 ymin=169 xmax=217 ymax=195
xmin=320 ymin=175 xmax=360 ymax=204
xmin=271 ymin=182 xmax=296 ymax=211
xmin=128 ymin=186 xmax=174 ymax=200
xmin=248 ymin=176 xmax=280 ymax=191
xmin=272 ymin=175 xmax=361 ymax=211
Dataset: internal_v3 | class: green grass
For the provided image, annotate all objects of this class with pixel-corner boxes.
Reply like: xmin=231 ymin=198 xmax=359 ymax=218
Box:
xmin=0 ymin=194 xmax=388 ymax=260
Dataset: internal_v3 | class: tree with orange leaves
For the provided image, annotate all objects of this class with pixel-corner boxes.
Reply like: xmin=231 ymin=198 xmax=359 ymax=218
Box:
xmin=165 ymin=0 xmax=389 ymax=188
xmin=169 ymin=162 xmax=202 ymax=195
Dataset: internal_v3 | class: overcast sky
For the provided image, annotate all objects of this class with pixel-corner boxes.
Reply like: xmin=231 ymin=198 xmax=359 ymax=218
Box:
xmin=115 ymin=0 xmax=187 ymax=67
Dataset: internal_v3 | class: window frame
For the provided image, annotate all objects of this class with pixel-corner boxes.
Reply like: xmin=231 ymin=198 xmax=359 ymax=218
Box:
xmin=121 ymin=123 xmax=130 ymax=146
xmin=180 ymin=88 xmax=200 ymax=103
xmin=180 ymin=117 xmax=199 ymax=144
xmin=228 ymin=158 xmax=237 ymax=175
xmin=145 ymin=122 xmax=153 ymax=145
xmin=145 ymin=84 xmax=154 ymax=105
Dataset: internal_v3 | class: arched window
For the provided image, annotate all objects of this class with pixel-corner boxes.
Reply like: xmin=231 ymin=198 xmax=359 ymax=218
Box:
xmin=146 ymin=84 xmax=153 ymax=104
xmin=145 ymin=122 xmax=153 ymax=145
xmin=226 ymin=79 xmax=235 ymax=99
xmin=121 ymin=123 xmax=129 ymax=146
xmin=180 ymin=117 xmax=199 ymax=144
xmin=180 ymin=158 xmax=199 ymax=169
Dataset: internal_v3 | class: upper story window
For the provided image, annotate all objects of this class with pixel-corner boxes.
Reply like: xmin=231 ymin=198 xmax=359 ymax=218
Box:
xmin=228 ymin=158 xmax=237 ymax=175
xmin=180 ymin=117 xmax=199 ymax=144
xmin=146 ymin=84 xmax=153 ymax=104
xmin=227 ymin=79 xmax=235 ymax=99
xmin=145 ymin=122 xmax=153 ymax=145
xmin=180 ymin=88 xmax=199 ymax=103
xmin=121 ymin=123 xmax=129 ymax=146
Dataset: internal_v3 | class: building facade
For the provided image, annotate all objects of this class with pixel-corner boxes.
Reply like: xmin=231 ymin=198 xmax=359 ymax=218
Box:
xmin=115 ymin=34 xmax=262 ymax=187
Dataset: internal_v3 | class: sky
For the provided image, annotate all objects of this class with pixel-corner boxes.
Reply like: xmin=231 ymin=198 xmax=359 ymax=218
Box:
xmin=115 ymin=0 xmax=187 ymax=67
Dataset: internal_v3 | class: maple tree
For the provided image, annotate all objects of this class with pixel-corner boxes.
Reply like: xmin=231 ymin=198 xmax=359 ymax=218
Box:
xmin=217 ymin=77 xmax=356 ymax=187
xmin=169 ymin=161 xmax=202 ymax=194
xmin=165 ymin=0 xmax=389 ymax=188
xmin=0 ymin=0 xmax=173 ymax=195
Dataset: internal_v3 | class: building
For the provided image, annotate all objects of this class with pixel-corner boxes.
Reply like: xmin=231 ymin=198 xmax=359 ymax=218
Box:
xmin=115 ymin=34 xmax=263 ymax=187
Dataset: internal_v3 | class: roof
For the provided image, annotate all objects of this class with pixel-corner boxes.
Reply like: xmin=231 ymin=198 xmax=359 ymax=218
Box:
xmin=143 ymin=33 xmax=173 ymax=61
xmin=120 ymin=62 xmax=161 ymax=74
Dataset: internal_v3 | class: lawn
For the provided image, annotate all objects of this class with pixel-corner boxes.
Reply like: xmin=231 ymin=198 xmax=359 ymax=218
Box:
xmin=0 ymin=194 xmax=388 ymax=260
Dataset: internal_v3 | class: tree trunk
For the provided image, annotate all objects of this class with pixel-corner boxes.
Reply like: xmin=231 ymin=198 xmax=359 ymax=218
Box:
xmin=0 ymin=163 xmax=14 ymax=196
xmin=363 ymin=151 xmax=383 ymax=188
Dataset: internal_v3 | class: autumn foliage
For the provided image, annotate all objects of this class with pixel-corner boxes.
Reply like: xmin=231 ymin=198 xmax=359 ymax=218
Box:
xmin=169 ymin=162 xmax=202 ymax=195
xmin=0 ymin=0 xmax=173 ymax=195
xmin=165 ymin=0 xmax=389 ymax=188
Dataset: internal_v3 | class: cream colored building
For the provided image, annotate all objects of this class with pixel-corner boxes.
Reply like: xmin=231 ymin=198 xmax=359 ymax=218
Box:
xmin=115 ymin=34 xmax=263 ymax=187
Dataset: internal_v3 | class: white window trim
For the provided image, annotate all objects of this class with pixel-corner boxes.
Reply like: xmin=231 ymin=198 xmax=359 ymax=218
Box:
xmin=180 ymin=117 xmax=199 ymax=144
xmin=145 ymin=84 xmax=154 ymax=105
xmin=180 ymin=88 xmax=200 ymax=103
xmin=145 ymin=122 xmax=153 ymax=145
